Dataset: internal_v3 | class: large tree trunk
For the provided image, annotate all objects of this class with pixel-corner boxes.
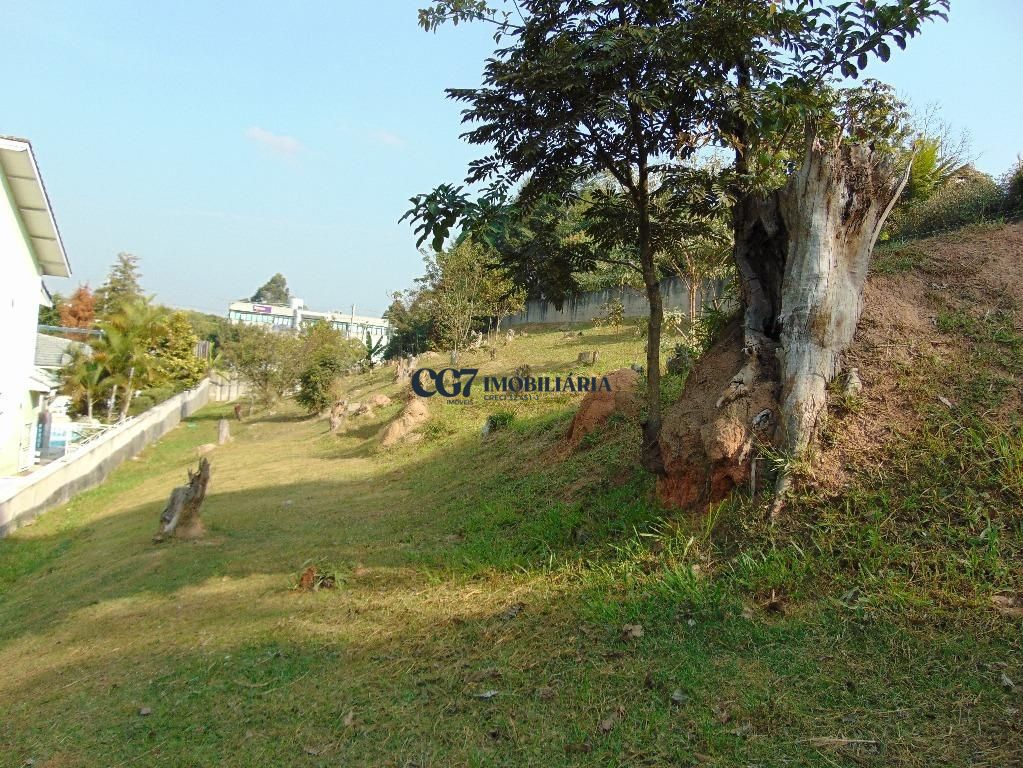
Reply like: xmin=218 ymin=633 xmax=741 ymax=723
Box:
xmin=657 ymin=140 xmax=910 ymax=510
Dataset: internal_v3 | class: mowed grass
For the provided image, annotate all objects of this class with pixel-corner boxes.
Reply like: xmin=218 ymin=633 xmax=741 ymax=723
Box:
xmin=1 ymin=319 xmax=1021 ymax=768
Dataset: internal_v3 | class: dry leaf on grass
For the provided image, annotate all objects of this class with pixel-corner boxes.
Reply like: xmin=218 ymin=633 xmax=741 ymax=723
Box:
xmin=565 ymin=741 xmax=593 ymax=755
xmin=498 ymin=602 xmax=525 ymax=620
xmin=598 ymin=704 xmax=626 ymax=734
xmin=621 ymin=623 xmax=644 ymax=641
xmin=991 ymin=594 xmax=1023 ymax=618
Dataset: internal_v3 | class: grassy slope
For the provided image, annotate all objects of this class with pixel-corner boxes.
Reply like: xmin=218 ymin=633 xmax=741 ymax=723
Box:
xmin=1 ymin=236 xmax=1021 ymax=767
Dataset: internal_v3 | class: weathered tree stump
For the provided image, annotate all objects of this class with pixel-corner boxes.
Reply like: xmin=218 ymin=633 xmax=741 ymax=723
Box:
xmin=329 ymin=400 xmax=348 ymax=434
xmin=657 ymin=137 xmax=911 ymax=513
xmin=577 ymin=351 xmax=599 ymax=365
xmin=154 ymin=458 xmax=211 ymax=542
xmin=217 ymin=418 xmax=231 ymax=445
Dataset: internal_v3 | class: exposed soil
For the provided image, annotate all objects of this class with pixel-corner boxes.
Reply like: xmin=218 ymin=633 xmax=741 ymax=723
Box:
xmin=657 ymin=221 xmax=1023 ymax=509
xmin=566 ymin=368 xmax=640 ymax=446
xmin=379 ymin=396 xmax=430 ymax=448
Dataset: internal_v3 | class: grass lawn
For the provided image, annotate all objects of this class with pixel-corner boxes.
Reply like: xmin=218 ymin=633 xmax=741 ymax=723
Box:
xmin=1 ymin=317 xmax=1020 ymax=767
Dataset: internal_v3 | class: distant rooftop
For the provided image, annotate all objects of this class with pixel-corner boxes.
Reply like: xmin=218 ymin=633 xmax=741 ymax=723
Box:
xmin=35 ymin=333 xmax=88 ymax=369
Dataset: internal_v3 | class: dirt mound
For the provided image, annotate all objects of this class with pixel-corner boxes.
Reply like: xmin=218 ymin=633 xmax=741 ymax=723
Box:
xmin=567 ymin=368 xmax=641 ymax=446
xmin=368 ymin=394 xmax=392 ymax=407
xmin=658 ymin=221 xmax=1023 ymax=508
xmin=657 ymin=321 xmax=780 ymax=508
xmin=816 ymin=221 xmax=1023 ymax=489
xmin=379 ymin=397 xmax=430 ymax=448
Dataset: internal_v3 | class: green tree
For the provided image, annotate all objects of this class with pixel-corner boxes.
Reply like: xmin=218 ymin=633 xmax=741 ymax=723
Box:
xmin=383 ymin=290 xmax=436 ymax=359
xmin=178 ymin=309 xmax=232 ymax=348
xmin=409 ymin=0 xmax=947 ymax=483
xmin=293 ymin=322 xmax=363 ymax=413
xmin=93 ymin=300 xmax=168 ymax=421
xmin=95 ymin=253 xmax=144 ymax=318
xmin=38 ymin=292 xmax=64 ymax=326
xmin=423 ymin=240 xmax=520 ymax=363
xmin=152 ymin=312 xmax=205 ymax=389
xmin=250 ymin=273 xmax=291 ymax=305
xmin=222 ymin=325 xmax=302 ymax=407
xmin=60 ymin=347 xmax=106 ymax=421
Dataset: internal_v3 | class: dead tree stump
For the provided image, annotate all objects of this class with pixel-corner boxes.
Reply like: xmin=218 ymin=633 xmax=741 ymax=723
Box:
xmin=329 ymin=400 xmax=348 ymax=434
xmin=218 ymin=418 xmax=231 ymax=445
xmin=154 ymin=458 xmax=211 ymax=542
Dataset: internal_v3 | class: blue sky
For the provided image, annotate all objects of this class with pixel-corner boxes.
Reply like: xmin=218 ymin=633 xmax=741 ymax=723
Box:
xmin=3 ymin=1 xmax=1020 ymax=315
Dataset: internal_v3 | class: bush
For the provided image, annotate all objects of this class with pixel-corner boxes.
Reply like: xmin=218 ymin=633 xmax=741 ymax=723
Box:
xmin=885 ymin=169 xmax=1004 ymax=240
xmin=596 ymin=298 xmax=625 ymax=329
xmin=296 ymin=354 xmax=347 ymax=414
xmin=128 ymin=385 xmax=177 ymax=416
xmin=1002 ymin=156 xmax=1023 ymax=214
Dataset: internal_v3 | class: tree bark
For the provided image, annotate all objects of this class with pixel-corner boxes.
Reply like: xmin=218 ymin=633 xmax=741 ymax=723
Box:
xmin=118 ymin=366 xmax=135 ymax=422
xmin=657 ymin=139 xmax=910 ymax=510
xmin=106 ymin=384 xmax=118 ymax=422
xmin=774 ymin=142 xmax=909 ymax=457
xmin=688 ymin=281 xmax=699 ymax=323
xmin=154 ymin=458 xmax=211 ymax=541
xmin=639 ymin=215 xmax=666 ymax=476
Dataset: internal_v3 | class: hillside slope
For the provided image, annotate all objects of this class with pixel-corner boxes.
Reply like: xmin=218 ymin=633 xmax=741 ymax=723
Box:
xmin=0 ymin=223 xmax=1019 ymax=767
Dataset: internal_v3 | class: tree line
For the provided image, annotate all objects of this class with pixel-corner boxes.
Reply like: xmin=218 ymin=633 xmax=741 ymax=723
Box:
xmin=43 ymin=253 xmax=208 ymax=422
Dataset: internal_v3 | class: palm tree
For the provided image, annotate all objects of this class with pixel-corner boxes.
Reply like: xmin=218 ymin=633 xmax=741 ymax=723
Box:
xmin=60 ymin=347 xmax=106 ymax=421
xmin=93 ymin=300 xmax=168 ymax=421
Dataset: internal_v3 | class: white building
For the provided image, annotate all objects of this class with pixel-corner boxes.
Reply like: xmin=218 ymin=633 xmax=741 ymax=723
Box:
xmin=0 ymin=137 xmax=71 ymax=475
xmin=227 ymin=298 xmax=391 ymax=347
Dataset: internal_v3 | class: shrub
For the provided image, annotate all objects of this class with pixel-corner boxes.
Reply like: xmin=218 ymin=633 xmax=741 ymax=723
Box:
xmin=1002 ymin=155 xmax=1023 ymax=214
xmin=885 ymin=168 xmax=1004 ymax=240
xmin=489 ymin=410 xmax=515 ymax=431
xmin=127 ymin=385 xmax=177 ymax=416
xmin=596 ymin=298 xmax=625 ymax=329
xmin=296 ymin=354 xmax=347 ymax=414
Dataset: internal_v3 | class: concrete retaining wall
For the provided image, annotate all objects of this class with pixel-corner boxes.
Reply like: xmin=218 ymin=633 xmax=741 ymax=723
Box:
xmin=0 ymin=380 xmax=211 ymax=537
xmin=209 ymin=372 xmax=249 ymax=402
xmin=505 ymin=276 xmax=729 ymax=326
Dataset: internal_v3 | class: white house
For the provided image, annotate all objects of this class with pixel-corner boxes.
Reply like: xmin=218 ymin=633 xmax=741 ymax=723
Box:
xmin=0 ymin=137 xmax=71 ymax=475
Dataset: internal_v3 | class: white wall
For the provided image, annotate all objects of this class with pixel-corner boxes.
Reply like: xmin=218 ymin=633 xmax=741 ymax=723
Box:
xmin=504 ymin=276 xmax=731 ymax=326
xmin=0 ymin=169 xmax=43 ymax=475
xmin=0 ymin=380 xmax=212 ymax=536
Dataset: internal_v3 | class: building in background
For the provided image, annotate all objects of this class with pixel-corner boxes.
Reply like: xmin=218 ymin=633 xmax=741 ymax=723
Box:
xmin=0 ymin=137 xmax=72 ymax=475
xmin=227 ymin=298 xmax=391 ymax=347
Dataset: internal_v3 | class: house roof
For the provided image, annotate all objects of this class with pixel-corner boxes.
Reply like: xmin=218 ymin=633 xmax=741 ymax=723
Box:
xmin=28 ymin=366 xmax=59 ymax=393
xmin=35 ymin=333 xmax=87 ymax=369
xmin=0 ymin=136 xmax=71 ymax=278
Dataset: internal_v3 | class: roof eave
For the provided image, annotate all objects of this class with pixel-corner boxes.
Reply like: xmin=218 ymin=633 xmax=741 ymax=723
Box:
xmin=0 ymin=137 xmax=71 ymax=278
